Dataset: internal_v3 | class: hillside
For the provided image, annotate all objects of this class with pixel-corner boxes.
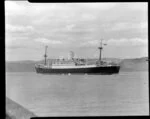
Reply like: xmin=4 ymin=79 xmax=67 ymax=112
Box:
xmin=5 ymin=57 xmax=148 ymax=72
xmin=6 ymin=61 xmax=37 ymax=72
xmin=6 ymin=97 xmax=36 ymax=119
xmin=119 ymin=57 xmax=148 ymax=72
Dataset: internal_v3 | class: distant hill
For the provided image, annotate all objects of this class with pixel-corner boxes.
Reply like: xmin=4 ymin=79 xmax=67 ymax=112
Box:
xmin=119 ymin=57 xmax=148 ymax=72
xmin=5 ymin=57 xmax=148 ymax=72
xmin=6 ymin=61 xmax=37 ymax=72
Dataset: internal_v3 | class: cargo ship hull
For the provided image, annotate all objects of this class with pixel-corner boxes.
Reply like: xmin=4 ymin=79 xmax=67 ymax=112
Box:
xmin=35 ymin=65 xmax=120 ymax=75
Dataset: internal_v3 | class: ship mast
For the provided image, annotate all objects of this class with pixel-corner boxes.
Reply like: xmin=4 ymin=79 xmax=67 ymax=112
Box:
xmin=44 ymin=46 xmax=48 ymax=65
xmin=98 ymin=39 xmax=107 ymax=64
xmin=98 ymin=39 xmax=103 ymax=63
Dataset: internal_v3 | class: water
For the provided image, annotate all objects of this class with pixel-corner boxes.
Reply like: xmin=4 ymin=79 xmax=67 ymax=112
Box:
xmin=6 ymin=71 xmax=149 ymax=116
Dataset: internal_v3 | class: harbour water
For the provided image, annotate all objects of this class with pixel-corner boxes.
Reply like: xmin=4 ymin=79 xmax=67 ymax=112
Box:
xmin=6 ymin=71 xmax=149 ymax=116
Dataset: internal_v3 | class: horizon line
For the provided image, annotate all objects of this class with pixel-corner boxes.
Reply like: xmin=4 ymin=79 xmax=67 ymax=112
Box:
xmin=5 ymin=56 xmax=148 ymax=62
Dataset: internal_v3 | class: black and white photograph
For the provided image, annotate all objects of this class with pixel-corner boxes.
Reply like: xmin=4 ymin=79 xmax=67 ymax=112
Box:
xmin=5 ymin=1 xmax=148 ymax=118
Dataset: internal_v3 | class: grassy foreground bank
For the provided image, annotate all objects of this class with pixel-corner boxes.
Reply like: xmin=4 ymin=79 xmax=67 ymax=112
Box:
xmin=6 ymin=97 xmax=36 ymax=119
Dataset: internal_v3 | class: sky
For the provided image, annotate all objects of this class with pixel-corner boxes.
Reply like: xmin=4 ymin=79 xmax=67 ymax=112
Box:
xmin=5 ymin=1 xmax=148 ymax=61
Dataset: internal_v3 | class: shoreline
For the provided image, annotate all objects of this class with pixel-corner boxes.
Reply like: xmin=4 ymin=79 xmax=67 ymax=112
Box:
xmin=6 ymin=97 xmax=37 ymax=119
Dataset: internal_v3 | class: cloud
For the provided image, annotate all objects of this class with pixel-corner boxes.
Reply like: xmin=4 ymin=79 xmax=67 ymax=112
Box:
xmin=106 ymin=22 xmax=148 ymax=31
xmin=79 ymin=40 xmax=100 ymax=47
xmin=107 ymin=38 xmax=148 ymax=46
xmin=5 ymin=1 xmax=61 ymax=17
xmin=6 ymin=24 xmax=34 ymax=32
xmin=6 ymin=45 xmax=27 ymax=50
xmin=79 ymin=38 xmax=148 ymax=47
xmin=65 ymin=24 xmax=75 ymax=31
xmin=30 ymin=3 xmax=117 ymax=26
xmin=5 ymin=1 xmax=26 ymax=16
xmin=5 ymin=35 xmax=28 ymax=44
xmin=5 ymin=2 xmax=148 ymax=60
xmin=34 ymin=38 xmax=62 ymax=45
xmin=140 ymin=22 xmax=148 ymax=29
xmin=127 ymin=2 xmax=148 ymax=11
xmin=79 ymin=3 xmax=117 ymax=10
xmin=5 ymin=35 xmax=37 ymax=50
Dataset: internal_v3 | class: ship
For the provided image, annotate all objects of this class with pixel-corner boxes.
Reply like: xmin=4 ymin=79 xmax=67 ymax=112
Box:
xmin=35 ymin=39 xmax=120 ymax=75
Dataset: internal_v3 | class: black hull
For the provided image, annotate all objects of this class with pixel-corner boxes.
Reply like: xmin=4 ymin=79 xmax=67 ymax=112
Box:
xmin=35 ymin=66 xmax=120 ymax=75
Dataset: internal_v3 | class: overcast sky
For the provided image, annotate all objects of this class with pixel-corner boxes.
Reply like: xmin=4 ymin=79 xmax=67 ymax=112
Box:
xmin=5 ymin=1 xmax=148 ymax=61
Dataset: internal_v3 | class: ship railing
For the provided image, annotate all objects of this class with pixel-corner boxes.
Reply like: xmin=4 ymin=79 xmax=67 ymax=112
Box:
xmin=95 ymin=60 xmax=120 ymax=66
xmin=35 ymin=64 xmax=52 ymax=68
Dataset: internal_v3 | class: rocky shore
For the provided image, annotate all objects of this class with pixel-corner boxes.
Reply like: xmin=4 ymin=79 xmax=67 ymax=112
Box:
xmin=6 ymin=97 xmax=36 ymax=119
